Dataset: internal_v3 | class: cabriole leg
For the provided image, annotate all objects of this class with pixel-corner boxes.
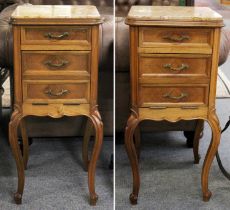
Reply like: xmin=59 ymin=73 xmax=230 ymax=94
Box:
xmin=202 ymin=112 xmax=221 ymax=201
xmin=82 ymin=118 xmax=93 ymax=171
xmin=193 ymin=120 xmax=204 ymax=164
xmin=125 ymin=111 xmax=140 ymax=205
xmin=20 ymin=119 xmax=29 ymax=169
xmin=9 ymin=110 xmax=25 ymax=204
xmin=88 ymin=110 xmax=103 ymax=206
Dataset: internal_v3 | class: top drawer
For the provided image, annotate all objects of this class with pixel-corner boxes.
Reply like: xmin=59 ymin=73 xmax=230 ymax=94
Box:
xmin=21 ymin=26 xmax=91 ymax=50
xmin=139 ymin=27 xmax=213 ymax=54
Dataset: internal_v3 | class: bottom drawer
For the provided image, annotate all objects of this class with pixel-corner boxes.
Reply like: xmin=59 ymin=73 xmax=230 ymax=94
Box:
xmin=139 ymin=85 xmax=209 ymax=107
xmin=23 ymin=80 xmax=90 ymax=104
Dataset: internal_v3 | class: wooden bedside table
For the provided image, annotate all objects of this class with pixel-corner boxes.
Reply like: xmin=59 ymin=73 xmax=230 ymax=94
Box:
xmin=125 ymin=6 xmax=223 ymax=204
xmin=9 ymin=5 xmax=103 ymax=205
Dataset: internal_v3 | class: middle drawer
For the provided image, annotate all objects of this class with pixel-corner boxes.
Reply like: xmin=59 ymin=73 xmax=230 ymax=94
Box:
xmin=22 ymin=51 xmax=91 ymax=80
xmin=139 ymin=54 xmax=211 ymax=79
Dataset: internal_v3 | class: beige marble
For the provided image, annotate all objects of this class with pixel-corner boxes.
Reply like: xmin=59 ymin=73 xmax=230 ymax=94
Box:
xmin=11 ymin=5 xmax=101 ymax=20
xmin=127 ymin=6 xmax=223 ymax=22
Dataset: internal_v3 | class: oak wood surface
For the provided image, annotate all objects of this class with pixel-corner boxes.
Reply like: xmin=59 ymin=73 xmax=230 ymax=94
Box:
xmin=139 ymin=27 xmax=212 ymax=48
xmin=22 ymin=51 xmax=91 ymax=78
xmin=139 ymin=54 xmax=211 ymax=78
xmin=23 ymin=80 xmax=90 ymax=104
xmin=139 ymin=85 xmax=209 ymax=107
xmin=125 ymin=6 xmax=223 ymax=205
xmin=9 ymin=5 xmax=103 ymax=206
xmin=21 ymin=26 xmax=91 ymax=47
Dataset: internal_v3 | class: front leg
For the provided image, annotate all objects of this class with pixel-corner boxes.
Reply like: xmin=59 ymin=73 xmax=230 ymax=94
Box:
xmin=202 ymin=111 xmax=221 ymax=201
xmin=88 ymin=109 xmax=103 ymax=206
xmin=125 ymin=111 xmax=140 ymax=205
xmin=82 ymin=118 xmax=93 ymax=172
xmin=9 ymin=110 xmax=25 ymax=204
xmin=20 ymin=119 xmax=29 ymax=169
xmin=134 ymin=126 xmax=141 ymax=160
xmin=193 ymin=120 xmax=204 ymax=164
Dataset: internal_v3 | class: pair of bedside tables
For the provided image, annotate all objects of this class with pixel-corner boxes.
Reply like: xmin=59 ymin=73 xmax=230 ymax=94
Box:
xmin=9 ymin=4 xmax=223 ymax=206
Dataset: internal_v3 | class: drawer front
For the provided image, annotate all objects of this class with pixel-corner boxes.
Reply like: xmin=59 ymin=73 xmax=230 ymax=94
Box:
xmin=139 ymin=27 xmax=212 ymax=53
xmin=23 ymin=80 xmax=90 ymax=104
xmin=139 ymin=85 xmax=208 ymax=107
xmin=22 ymin=51 xmax=90 ymax=79
xmin=21 ymin=26 xmax=91 ymax=48
xmin=139 ymin=54 xmax=211 ymax=78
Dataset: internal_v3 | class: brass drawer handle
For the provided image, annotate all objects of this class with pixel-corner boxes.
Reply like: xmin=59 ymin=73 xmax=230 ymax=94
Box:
xmin=149 ymin=106 xmax=167 ymax=109
xmin=163 ymin=63 xmax=189 ymax=72
xmin=32 ymin=102 xmax=48 ymax=105
xmin=163 ymin=35 xmax=190 ymax=42
xmin=181 ymin=106 xmax=198 ymax=109
xmin=163 ymin=91 xmax=188 ymax=100
xmin=44 ymin=59 xmax=69 ymax=68
xmin=44 ymin=88 xmax=70 ymax=97
xmin=44 ymin=32 xmax=69 ymax=40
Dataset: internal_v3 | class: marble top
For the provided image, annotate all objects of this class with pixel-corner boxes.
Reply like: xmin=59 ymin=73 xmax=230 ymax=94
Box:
xmin=11 ymin=5 xmax=101 ymax=20
xmin=127 ymin=6 xmax=223 ymax=22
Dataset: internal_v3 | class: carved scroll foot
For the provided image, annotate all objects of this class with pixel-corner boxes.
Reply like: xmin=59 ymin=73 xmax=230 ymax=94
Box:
xmin=89 ymin=193 xmax=98 ymax=206
xmin=193 ymin=120 xmax=204 ymax=164
xmin=9 ymin=108 xmax=25 ymax=205
xmin=14 ymin=192 xmax=22 ymax=204
xmin=88 ymin=108 xmax=103 ymax=206
xmin=202 ymin=111 xmax=220 ymax=202
xmin=125 ymin=110 xmax=140 ymax=205
xmin=82 ymin=118 xmax=93 ymax=172
xmin=130 ymin=193 xmax=138 ymax=205
xmin=203 ymin=190 xmax=212 ymax=202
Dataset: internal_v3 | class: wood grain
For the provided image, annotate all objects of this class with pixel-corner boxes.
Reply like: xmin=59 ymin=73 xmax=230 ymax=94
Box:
xmin=125 ymin=5 xmax=223 ymax=204
xmin=9 ymin=5 xmax=103 ymax=206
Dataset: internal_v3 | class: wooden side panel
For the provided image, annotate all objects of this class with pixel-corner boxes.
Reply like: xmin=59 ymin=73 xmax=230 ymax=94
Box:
xmin=130 ymin=26 xmax=139 ymax=110
xmin=208 ymin=28 xmax=221 ymax=110
xmin=13 ymin=26 xmax=22 ymax=106
xmin=90 ymin=25 xmax=99 ymax=108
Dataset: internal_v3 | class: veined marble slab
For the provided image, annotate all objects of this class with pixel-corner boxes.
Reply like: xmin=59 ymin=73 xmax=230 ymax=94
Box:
xmin=126 ymin=6 xmax=223 ymax=25
xmin=11 ymin=5 xmax=101 ymax=19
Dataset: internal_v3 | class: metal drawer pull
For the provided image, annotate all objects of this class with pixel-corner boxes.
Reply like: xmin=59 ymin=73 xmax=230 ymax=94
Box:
xmin=163 ymin=91 xmax=188 ymax=100
xmin=44 ymin=32 xmax=69 ymax=39
xmin=163 ymin=35 xmax=190 ymax=42
xmin=44 ymin=88 xmax=70 ymax=97
xmin=32 ymin=102 xmax=48 ymax=105
xmin=181 ymin=106 xmax=198 ymax=109
xmin=149 ymin=106 xmax=167 ymax=109
xmin=163 ymin=63 xmax=189 ymax=72
xmin=44 ymin=59 xmax=69 ymax=68
xmin=63 ymin=103 xmax=80 ymax=106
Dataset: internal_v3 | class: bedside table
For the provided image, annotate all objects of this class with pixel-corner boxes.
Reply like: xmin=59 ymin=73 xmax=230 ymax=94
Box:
xmin=125 ymin=6 xmax=223 ymax=204
xmin=9 ymin=5 xmax=103 ymax=205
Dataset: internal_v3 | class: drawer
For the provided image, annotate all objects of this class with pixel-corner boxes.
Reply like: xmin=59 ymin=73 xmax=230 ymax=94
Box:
xmin=139 ymin=27 xmax=212 ymax=53
xmin=139 ymin=54 xmax=211 ymax=78
xmin=22 ymin=51 xmax=91 ymax=79
xmin=139 ymin=85 xmax=209 ymax=107
xmin=23 ymin=80 xmax=90 ymax=104
xmin=21 ymin=26 xmax=91 ymax=50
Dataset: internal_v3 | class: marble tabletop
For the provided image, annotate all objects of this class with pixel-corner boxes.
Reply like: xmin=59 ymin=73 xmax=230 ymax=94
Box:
xmin=127 ymin=6 xmax=223 ymax=22
xmin=11 ymin=5 xmax=101 ymax=20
